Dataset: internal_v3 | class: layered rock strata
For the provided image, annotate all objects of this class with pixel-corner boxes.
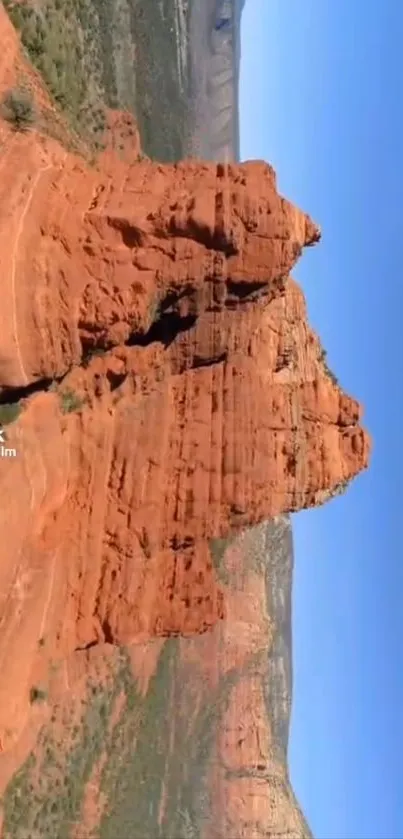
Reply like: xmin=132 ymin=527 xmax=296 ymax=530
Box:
xmin=0 ymin=133 xmax=369 ymax=747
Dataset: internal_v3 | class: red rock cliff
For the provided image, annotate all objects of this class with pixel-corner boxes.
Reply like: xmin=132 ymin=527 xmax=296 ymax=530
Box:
xmin=0 ymin=135 xmax=369 ymax=736
xmin=0 ymin=6 xmax=370 ymax=836
xmin=0 ymin=122 xmax=370 ymax=702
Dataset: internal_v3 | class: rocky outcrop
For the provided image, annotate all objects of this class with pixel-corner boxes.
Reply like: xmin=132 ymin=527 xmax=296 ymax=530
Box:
xmin=0 ymin=6 xmax=370 ymax=837
xmin=0 ymin=124 xmax=369 ymax=738
xmin=0 ymin=148 xmax=322 ymax=386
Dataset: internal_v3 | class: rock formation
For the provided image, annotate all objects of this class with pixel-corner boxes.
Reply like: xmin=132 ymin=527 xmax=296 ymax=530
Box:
xmin=0 ymin=6 xmax=370 ymax=835
xmin=0 ymin=130 xmax=369 ymax=735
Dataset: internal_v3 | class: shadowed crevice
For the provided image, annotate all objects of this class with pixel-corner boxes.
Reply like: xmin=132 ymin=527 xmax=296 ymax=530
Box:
xmin=127 ymin=311 xmax=197 ymax=350
xmin=226 ymin=278 xmax=267 ymax=300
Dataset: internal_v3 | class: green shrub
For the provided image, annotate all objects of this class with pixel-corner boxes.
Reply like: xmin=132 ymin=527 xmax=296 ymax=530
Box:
xmin=59 ymin=388 xmax=85 ymax=414
xmin=319 ymin=345 xmax=339 ymax=386
xmin=29 ymin=686 xmax=47 ymax=704
xmin=0 ymin=402 xmax=22 ymax=426
xmin=1 ymin=87 xmax=36 ymax=131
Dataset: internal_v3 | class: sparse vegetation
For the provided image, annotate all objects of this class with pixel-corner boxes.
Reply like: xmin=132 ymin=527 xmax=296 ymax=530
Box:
xmin=59 ymin=388 xmax=85 ymax=414
xmin=0 ymin=401 xmax=22 ymax=426
xmin=2 ymin=0 xmax=189 ymax=158
xmin=29 ymin=686 xmax=47 ymax=704
xmin=209 ymin=535 xmax=234 ymax=584
xmin=1 ymin=86 xmax=36 ymax=131
xmin=126 ymin=0 xmax=189 ymax=160
xmin=3 ymin=666 xmax=120 ymax=838
xmin=319 ymin=346 xmax=339 ymax=386
xmin=1 ymin=642 xmax=238 ymax=839
xmin=97 ymin=642 xmax=237 ymax=839
xmin=2 ymin=0 xmax=106 ymax=146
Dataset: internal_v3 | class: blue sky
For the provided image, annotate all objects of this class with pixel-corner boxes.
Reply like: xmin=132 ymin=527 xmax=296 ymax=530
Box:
xmin=240 ymin=2 xmax=402 ymax=838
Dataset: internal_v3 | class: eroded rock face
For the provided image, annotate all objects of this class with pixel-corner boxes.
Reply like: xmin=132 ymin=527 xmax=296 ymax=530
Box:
xmin=0 ymin=6 xmax=370 ymax=837
xmin=0 ymin=143 xmax=319 ymax=386
xmin=0 ymin=121 xmax=370 ymax=745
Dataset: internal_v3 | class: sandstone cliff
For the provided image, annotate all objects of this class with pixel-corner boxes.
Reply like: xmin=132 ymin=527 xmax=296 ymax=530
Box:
xmin=0 ymin=5 xmax=370 ymax=836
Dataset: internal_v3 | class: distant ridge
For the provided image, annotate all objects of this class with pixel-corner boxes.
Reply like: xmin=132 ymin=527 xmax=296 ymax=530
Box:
xmin=187 ymin=0 xmax=247 ymax=161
